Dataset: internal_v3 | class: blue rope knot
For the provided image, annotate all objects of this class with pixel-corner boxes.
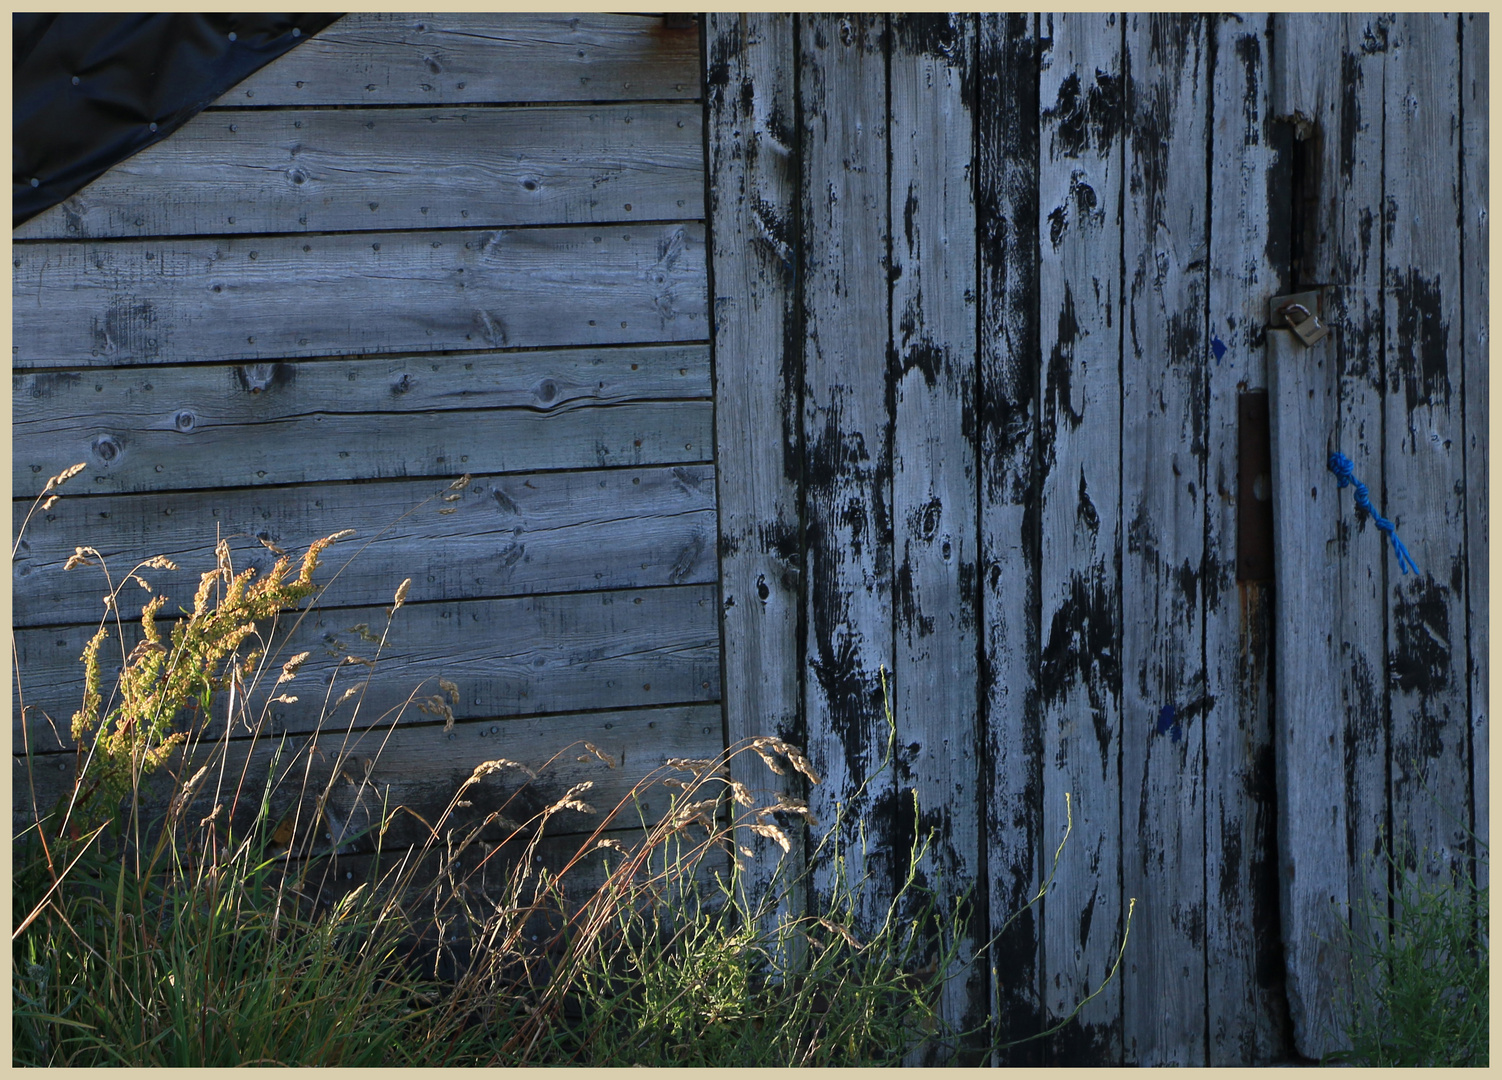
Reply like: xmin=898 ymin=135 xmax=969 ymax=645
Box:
xmin=1327 ymin=452 xmax=1419 ymax=575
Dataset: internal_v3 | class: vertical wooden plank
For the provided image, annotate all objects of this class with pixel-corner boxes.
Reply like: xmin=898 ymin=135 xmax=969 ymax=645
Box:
xmin=977 ymin=12 xmax=1045 ymax=1064
xmin=1266 ymin=328 xmax=1352 ymax=1060
xmin=1119 ymin=13 xmax=1211 ymax=1065
xmin=1204 ymin=13 xmax=1289 ymax=1065
xmin=1272 ymin=14 xmax=1385 ymax=1055
xmin=1382 ymin=13 xmax=1470 ymax=887
xmin=799 ymin=14 xmax=895 ymax=932
xmin=1035 ymin=12 xmax=1125 ymax=1065
xmin=1459 ymin=12 xmax=1487 ymax=892
xmin=705 ymin=14 xmax=806 ymax=929
xmin=888 ymin=13 xmax=983 ymax=1057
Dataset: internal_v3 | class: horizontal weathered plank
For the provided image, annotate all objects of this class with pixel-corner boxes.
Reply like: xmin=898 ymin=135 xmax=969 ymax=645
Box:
xmin=13 ymin=392 xmax=712 ymax=497
xmin=12 ymin=224 xmax=707 ymax=368
xmin=15 ymin=585 xmax=721 ymax=751
xmin=14 ymin=344 xmax=710 ymax=427
xmin=14 ymin=703 xmax=725 ymax=849
xmin=13 ymin=465 xmax=718 ymax=628
xmin=16 ymin=105 xmax=704 ymax=240
xmin=224 ymin=13 xmax=701 ymax=107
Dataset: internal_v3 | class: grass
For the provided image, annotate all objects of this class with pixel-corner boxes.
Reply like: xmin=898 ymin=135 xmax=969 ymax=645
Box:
xmin=12 ymin=466 xmax=1133 ymax=1066
xmin=1330 ymin=836 xmax=1488 ymax=1067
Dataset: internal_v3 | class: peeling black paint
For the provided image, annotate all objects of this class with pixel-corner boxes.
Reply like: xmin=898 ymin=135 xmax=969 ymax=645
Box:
xmin=1044 ymin=68 xmax=1125 ymax=161
xmin=1039 ymin=568 xmax=1119 ymax=772
xmin=1339 ymin=51 xmax=1362 ymax=181
xmin=1077 ymin=467 xmax=1100 ymax=536
xmin=1234 ymin=31 xmax=1262 ymax=147
xmin=1046 ymin=282 xmax=1085 ymax=432
xmin=1391 ymin=576 xmax=1452 ymax=698
xmin=1392 ymin=269 xmax=1452 ymax=416
xmin=705 ymin=19 xmax=739 ymax=90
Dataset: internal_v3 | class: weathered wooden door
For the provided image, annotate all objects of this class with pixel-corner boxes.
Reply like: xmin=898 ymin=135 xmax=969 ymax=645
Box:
xmin=705 ymin=12 xmax=1485 ymax=1065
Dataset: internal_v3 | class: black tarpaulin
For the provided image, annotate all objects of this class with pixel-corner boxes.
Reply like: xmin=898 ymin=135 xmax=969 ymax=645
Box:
xmin=13 ymin=13 xmax=342 ymax=228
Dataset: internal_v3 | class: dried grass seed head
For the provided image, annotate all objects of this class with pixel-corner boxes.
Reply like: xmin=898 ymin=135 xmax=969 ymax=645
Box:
xmin=43 ymin=462 xmax=87 ymax=493
xmin=278 ymin=651 xmax=312 ymax=683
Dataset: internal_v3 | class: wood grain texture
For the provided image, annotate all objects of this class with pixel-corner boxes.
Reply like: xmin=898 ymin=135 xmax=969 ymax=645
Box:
xmin=16 ymin=105 xmax=704 ymax=240
xmin=888 ymin=13 xmax=982 ymax=1056
xmin=704 ymin=13 xmax=808 ymax=929
xmin=15 ymin=585 xmax=721 ymax=753
xmin=15 ymin=344 xmax=709 ymax=428
xmin=977 ymin=13 xmax=1044 ymax=1064
xmin=15 ymin=703 xmax=724 ymax=851
xmin=1323 ymin=14 xmax=1393 ymax=997
xmin=225 ymin=13 xmax=701 ymax=106
xmin=1203 ymin=14 xmax=1289 ymax=1065
xmin=1119 ymin=14 xmax=1210 ymax=1065
xmin=798 ymin=14 xmax=894 ymax=933
xmin=15 ymin=396 xmax=711 ymax=499
xmin=1035 ymin=13 xmax=1125 ymax=1065
xmin=1272 ymin=14 xmax=1385 ymax=1056
xmin=14 ymin=373 xmax=712 ymax=498
xmin=1382 ymin=13 xmax=1470 ymax=888
xmin=1267 ymin=327 xmax=1352 ymax=1059
xmin=13 ymin=225 xmax=707 ymax=369
xmin=1459 ymin=12 xmax=1488 ymax=892
xmin=13 ymin=465 xmax=718 ymax=628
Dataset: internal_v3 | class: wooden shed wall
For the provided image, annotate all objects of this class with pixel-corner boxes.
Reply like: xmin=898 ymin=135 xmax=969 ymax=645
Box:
xmin=13 ymin=14 xmax=720 ymax=881
xmin=9 ymin=10 xmax=1488 ymax=1069
xmin=707 ymin=11 xmax=1486 ymax=1066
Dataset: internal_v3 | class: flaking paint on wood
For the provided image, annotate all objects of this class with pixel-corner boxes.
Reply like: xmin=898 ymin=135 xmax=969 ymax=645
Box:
xmin=1035 ymin=12 xmax=1126 ymax=1065
xmin=889 ymin=13 xmax=982 ymax=1056
xmin=704 ymin=12 xmax=807 ymax=929
xmin=1382 ymin=11 xmax=1470 ymax=889
xmin=798 ymin=13 xmax=895 ymax=932
xmin=1267 ymin=327 xmax=1353 ymax=1059
xmin=1119 ymin=13 xmax=1211 ymax=1065
xmin=976 ymin=13 xmax=1044 ymax=1063
xmin=1204 ymin=14 xmax=1289 ymax=1064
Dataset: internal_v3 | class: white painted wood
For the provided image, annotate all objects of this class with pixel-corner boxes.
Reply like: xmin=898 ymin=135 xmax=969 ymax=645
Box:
xmin=1120 ymin=13 xmax=1211 ymax=1066
xmin=12 ymin=224 xmax=708 ymax=369
xmin=13 ymin=466 xmax=718 ymax=628
xmin=226 ymin=13 xmax=701 ymax=106
xmin=1035 ymin=12 xmax=1126 ymax=1065
xmin=705 ymin=12 xmax=807 ymax=931
xmin=1267 ymin=326 xmax=1352 ymax=1059
xmin=889 ymin=13 xmax=982 ymax=1054
xmin=799 ymin=13 xmax=894 ymax=935
xmin=1204 ymin=14 xmax=1287 ymax=1065
xmin=15 ymin=585 xmax=721 ymax=753
xmin=977 ymin=13 xmax=1046 ymax=1062
xmin=17 ymin=105 xmax=704 ymax=239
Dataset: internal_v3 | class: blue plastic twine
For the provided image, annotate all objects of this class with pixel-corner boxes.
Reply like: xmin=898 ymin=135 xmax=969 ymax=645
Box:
xmin=1327 ymin=452 xmax=1420 ymax=576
